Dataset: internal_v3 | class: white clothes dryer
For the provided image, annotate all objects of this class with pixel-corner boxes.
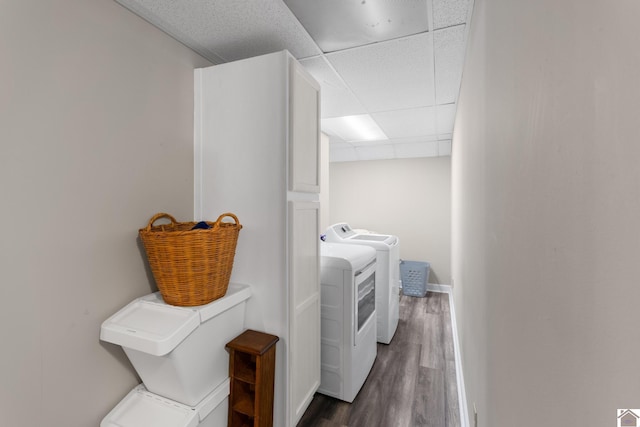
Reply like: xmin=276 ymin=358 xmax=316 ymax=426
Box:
xmin=319 ymin=242 xmax=377 ymax=403
xmin=324 ymin=223 xmax=400 ymax=344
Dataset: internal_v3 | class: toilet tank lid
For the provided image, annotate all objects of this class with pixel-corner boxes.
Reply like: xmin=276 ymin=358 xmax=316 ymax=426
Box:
xmin=100 ymin=283 xmax=251 ymax=356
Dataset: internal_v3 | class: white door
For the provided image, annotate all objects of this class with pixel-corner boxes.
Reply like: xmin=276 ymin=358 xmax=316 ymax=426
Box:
xmin=288 ymin=200 xmax=320 ymax=426
xmin=289 ymin=59 xmax=320 ymax=193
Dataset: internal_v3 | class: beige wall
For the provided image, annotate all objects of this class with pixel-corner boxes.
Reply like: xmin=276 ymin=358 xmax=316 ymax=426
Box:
xmin=320 ymin=133 xmax=331 ymax=231
xmin=453 ymin=0 xmax=640 ymax=425
xmin=0 ymin=1 xmax=211 ymax=425
xmin=330 ymin=157 xmax=451 ymax=284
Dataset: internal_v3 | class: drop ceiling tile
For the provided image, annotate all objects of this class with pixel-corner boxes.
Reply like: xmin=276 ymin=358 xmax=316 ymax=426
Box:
xmin=330 ymin=145 xmax=358 ymax=162
xmin=115 ymin=0 xmax=321 ymax=63
xmin=434 ymin=25 xmax=466 ymax=104
xmin=393 ymin=136 xmax=439 ymax=144
xmin=433 ymin=0 xmax=470 ymax=30
xmin=284 ymin=0 xmax=429 ymax=52
xmin=329 ymin=140 xmax=352 ymax=150
xmin=116 ymin=0 xmax=470 ymax=164
xmin=350 ymin=139 xmax=395 ymax=148
xmin=438 ymin=140 xmax=453 ymax=156
xmin=372 ymin=107 xmax=437 ymax=139
xmin=300 ymin=57 xmax=366 ymax=118
xmin=394 ymin=140 xmax=439 ymax=159
xmin=436 ymin=104 xmax=457 ymax=134
xmin=356 ymin=145 xmax=396 ymax=161
xmin=326 ymin=33 xmax=435 ymax=112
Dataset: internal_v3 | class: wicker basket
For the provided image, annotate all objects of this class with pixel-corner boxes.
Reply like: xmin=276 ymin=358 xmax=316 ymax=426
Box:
xmin=139 ymin=212 xmax=242 ymax=307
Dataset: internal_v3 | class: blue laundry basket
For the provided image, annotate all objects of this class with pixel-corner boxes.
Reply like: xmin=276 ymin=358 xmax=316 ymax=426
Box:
xmin=400 ymin=260 xmax=430 ymax=297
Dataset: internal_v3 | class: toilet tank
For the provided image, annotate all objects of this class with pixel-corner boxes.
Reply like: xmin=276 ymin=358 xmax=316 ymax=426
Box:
xmin=101 ymin=283 xmax=251 ymax=406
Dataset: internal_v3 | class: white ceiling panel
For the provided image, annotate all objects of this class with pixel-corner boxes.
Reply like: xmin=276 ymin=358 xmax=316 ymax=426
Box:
xmin=330 ymin=145 xmax=358 ymax=163
xmin=356 ymin=144 xmax=396 ymax=161
xmin=394 ymin=140 xmax=439 ymax=159
xmin=436 ymin=103 xmax=457 ymax=134
xmin=329 ymin=140 xmax=354 ymax=150
xmin=434 ymin=25 xmax=466 ymax=104
xmin=350 ymin=138 xmax=396 ymax=147
xmin=326 ymin=33 xmax=436 ymax=112
xmin=372 ymin=107 xmax=437 ymax=139
xmin=299 ymin=56 xmax=367 ymax=118
xmin=433 ymin=0 xmax=470 ymax=30
xmin=114 ymin=0 xmax=474 ymax=162
xmin=283 ymin=0 xmax=429 ymax=53
xmin=115 ymin=0 xmax=321 ymax=63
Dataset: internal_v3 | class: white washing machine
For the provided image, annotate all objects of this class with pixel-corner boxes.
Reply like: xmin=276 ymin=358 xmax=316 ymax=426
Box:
xmin=324 ymin=223 xmax=400 ymax=344
xmin=319 ymin=242 xmax=377 ymax=403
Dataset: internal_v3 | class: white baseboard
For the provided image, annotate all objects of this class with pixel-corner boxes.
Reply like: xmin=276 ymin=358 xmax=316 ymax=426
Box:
xmin=425 ymin=284 xmax=470 ymax=427
xmin=426 ymin=283 xmax=451 ymax=293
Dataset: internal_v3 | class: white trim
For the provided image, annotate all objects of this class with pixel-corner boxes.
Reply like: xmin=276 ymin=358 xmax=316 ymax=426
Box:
xmin=193 ymin=68 xmax=203 ymax=221
xmin=426 ymin=283 xmax=450 ymax=293
xmin=426 ymin=284 xmax=470 ymax=427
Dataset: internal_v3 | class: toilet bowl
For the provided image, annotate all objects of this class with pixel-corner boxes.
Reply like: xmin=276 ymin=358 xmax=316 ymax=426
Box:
xmin=101 ymin=378 xmax=229 ymax=427
xmin=101 ymin=283 xmax=251 ymax=406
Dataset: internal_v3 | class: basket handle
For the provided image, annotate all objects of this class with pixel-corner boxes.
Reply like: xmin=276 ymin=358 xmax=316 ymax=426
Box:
xmin=145 ymin=213 xmax=178 ymax=231
xmin=213 ymin=212 xmax=241 ymax=228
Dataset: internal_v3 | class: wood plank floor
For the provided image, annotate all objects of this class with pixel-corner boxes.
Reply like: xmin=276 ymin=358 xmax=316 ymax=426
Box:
xmin=297 ymin=292 xmax=459 ymax=427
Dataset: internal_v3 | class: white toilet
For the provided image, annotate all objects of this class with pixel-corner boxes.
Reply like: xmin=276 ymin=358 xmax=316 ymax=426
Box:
xmin=100 ymin=282 xmax=251 ymax=425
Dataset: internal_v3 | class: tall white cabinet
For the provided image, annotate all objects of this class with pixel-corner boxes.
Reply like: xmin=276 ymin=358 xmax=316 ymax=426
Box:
xmin=194 ymin=50 xmax=321 ymax=427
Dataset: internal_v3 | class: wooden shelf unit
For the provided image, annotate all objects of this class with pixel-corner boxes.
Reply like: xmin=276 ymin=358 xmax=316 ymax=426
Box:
xmin=227 ymin=330 xmax=279 ymax=427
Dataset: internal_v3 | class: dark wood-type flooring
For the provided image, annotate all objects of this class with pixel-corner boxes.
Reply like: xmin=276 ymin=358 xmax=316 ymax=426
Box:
xmin=297 ymin=292 xmax=460 ymax=427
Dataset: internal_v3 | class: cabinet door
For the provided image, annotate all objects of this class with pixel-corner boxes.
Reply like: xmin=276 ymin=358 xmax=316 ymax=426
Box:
xmin=289 ymin=59 xmax=321 ymax=193
xmin=288 ymin=201 xmax=320 ymax=426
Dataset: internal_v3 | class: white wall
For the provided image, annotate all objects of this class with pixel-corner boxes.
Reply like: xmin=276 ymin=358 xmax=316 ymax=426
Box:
xmin=320 ymin=133 xmax=331 ymax=231
xmin=452 ymin=0 xmax=640 ymax=425
xmin=0 ymin=1 xmax=211 ymax=425
xmin=330 ymin=157 xmax=451 ymax=284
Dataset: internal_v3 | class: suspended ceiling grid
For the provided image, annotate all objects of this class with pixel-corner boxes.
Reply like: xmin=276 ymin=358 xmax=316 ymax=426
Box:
xmin=114 ymin=0 xmax=472 ymax=162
